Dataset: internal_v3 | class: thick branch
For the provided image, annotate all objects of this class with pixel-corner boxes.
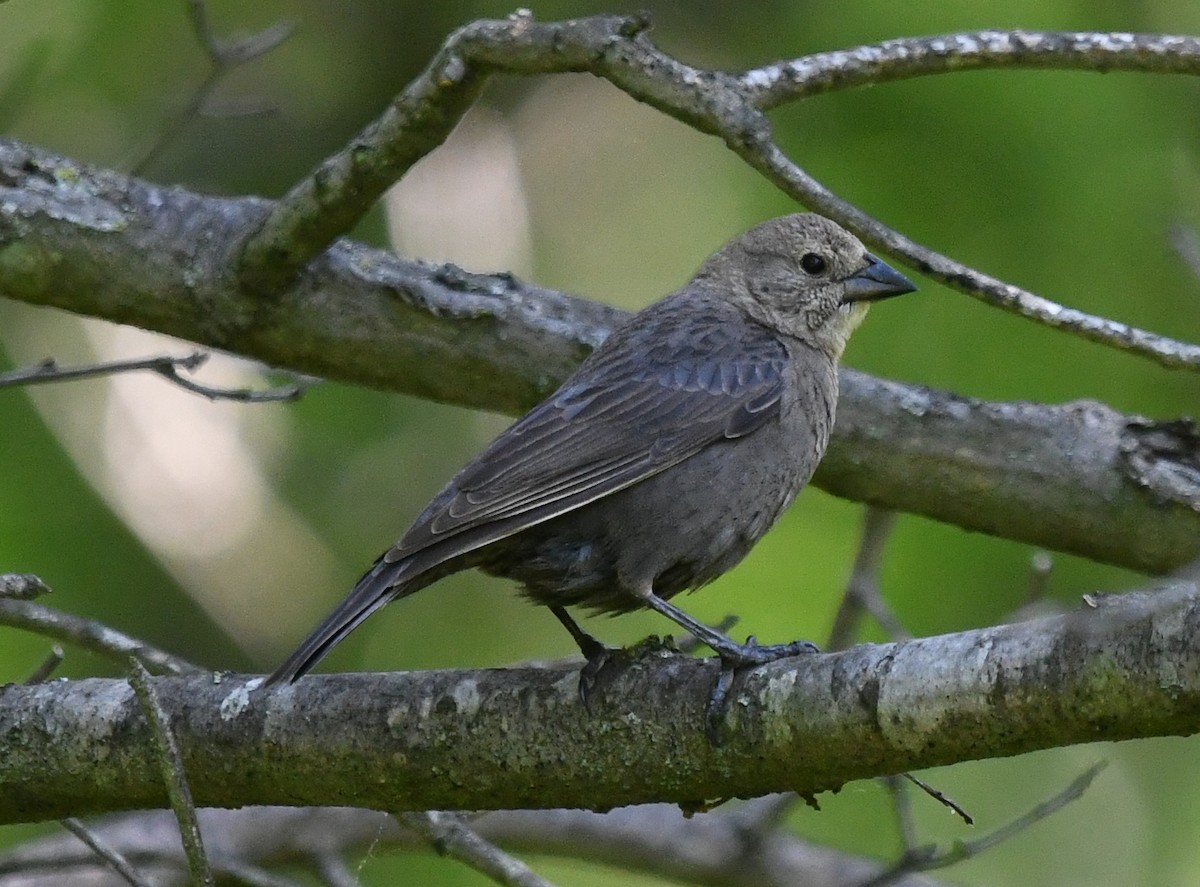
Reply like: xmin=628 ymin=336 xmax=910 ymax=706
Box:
xmin=1 ymin=139 xmax=1198 ymax=573
xmin=1 ymin=582 xmax=1196 ymax=824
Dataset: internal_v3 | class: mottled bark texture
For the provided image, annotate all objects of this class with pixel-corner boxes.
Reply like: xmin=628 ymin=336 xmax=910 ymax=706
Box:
xmin=1 ymin=140 xmax=1197 ymax=574
xmin=1 ymin=582 xmax=1197 ymax=823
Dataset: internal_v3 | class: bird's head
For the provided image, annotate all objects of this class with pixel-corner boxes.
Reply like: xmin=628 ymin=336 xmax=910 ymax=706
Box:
xmin=696 ymin=213 xmax=916 ymax=359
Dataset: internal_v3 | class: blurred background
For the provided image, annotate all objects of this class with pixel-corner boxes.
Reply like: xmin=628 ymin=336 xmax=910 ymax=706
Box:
xmin=2 ymin=1 xmax=1200 ymax=884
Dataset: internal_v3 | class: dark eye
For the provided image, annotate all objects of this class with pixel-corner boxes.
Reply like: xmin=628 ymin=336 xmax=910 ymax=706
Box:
xmin=799 ymin=252 xmax=827 ymax=275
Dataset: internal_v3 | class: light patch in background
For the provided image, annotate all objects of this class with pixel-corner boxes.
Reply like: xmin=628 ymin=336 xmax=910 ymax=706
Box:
xmin=384 ymin=107 xmax=533 ymax=277
xmin=384 ymin=105 xmax=535 ymax=447
xmin=1 ymin=311 xmax=340 ymax=655
xmin=510 ymin=75 xmax=753 ymax=309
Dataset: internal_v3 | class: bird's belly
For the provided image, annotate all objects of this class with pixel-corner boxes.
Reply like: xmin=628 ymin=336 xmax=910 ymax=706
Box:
xmin=480 ymin=428 xmax=813 ymax=615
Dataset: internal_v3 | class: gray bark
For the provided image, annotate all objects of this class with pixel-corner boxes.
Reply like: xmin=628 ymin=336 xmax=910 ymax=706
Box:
xmin=1 ymin=582 xmax=1195 ymax=824
xmin=1 ymin=139 xmax=1197 ymax=574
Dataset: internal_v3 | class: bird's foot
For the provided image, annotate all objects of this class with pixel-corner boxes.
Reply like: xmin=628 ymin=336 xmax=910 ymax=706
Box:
xmin=705 ymin=635 xmax=820 ymax=744
xmin=575 ymin=638 xmax=618 ymax=712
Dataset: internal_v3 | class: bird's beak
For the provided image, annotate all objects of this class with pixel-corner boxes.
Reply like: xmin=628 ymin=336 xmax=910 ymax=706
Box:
xmin=841 ymin=254 xmax=917 ymax=303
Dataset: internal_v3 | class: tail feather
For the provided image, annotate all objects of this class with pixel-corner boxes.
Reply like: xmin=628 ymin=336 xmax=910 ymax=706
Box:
xmin=264 ymin=559 xmax=405 ymax=686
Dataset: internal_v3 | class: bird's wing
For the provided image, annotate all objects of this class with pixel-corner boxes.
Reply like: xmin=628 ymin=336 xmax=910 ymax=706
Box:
xmin=389 ymin=301 xmax=788 ymax=565
xmin=264 ymin=299 xmax=793 ymax=685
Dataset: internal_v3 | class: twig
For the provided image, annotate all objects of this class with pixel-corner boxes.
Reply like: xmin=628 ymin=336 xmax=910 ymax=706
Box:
xmin=0 ymin=805 xmax=958 ymax=887
xmin=133 ymin=2 xmax=293 ymax=174
xmin=0 ymin=598 xmax=200 ymax=675
xmin=1025 ymin=551 xmax=1054 ymax=603
xmin=0 ymin=572 xmax=51 ymax=600
xmin=828 ymin=512 xmax=972 ymax=839
xmin=60 ymin=817 xmax=155 ymax=887
xmin=128 ymin=659 xmax=215 ymax=887
xmin=884 ymin=776 xmax=920 ymax=852
xmin=901 ymin=773 xmax=973 ymax=827
xmin=858 ymin=761 xmax=1107 ymax=887
xmin=24 ymin=645 xmax=65 ymax=683
xmin=827 ymin=507 xmax=904 ymax=650
xmin=0 ymin=352 xmax=305 ymax=402
xmin=237 ymin=16 xmax=1200 ymax=370
xmin=727 ymin=792 xmax=799 ymax=832
xmin=206 ymin=860 xmax=306 ymax=887
xmin=398 ymin=811 xmax=559 ymax=887
xmin=745 ymin=31 xmax=1200 ymax=104
xmin=744 ymin=141 xmax=1200 ymax=372
xmin=1169 ymin=223 xmax=1200 ymax=284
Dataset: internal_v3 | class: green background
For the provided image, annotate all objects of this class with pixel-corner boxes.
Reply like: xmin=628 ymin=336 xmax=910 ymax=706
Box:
xmin=2 ymin=1 xmax=1199 ymax=884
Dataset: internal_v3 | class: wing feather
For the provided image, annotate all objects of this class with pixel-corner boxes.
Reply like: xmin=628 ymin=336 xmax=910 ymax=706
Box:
xmin=393 ymin=295 xmax=789 ymax=561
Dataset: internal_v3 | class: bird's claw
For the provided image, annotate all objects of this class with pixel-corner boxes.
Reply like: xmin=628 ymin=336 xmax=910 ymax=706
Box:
xmin=719 ymin=635 xmax=819 ymax=667
xmin=704 ymin=635 xmax=820 ymax=744
xmin=576 ymin=642 xmax=617 ymax=712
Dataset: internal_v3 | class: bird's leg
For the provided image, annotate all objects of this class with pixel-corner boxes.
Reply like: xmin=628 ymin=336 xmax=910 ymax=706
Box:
xmin=634 ymin=589 xmax=819 ymax=742
xmin=550 ymin=605 xmax=615 ymax=710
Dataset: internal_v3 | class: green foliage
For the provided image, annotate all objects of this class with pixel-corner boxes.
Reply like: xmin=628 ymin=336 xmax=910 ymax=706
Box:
xmin=2 ymin=1 xmax=1199 ymax=884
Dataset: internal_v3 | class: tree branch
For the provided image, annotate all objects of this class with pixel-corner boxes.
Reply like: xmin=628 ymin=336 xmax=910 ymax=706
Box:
xmin=0 ymin=352 xmax=304 ymax=402
xmin=0 ymin=804 xmax=953 ymax=887
xmin=1 ymin=137 xmax=1197 ymax=573
xmin=233 ymin=16 xmax=1200 ymax=369
xmin=0 ymin=598 xmax=201 ymax=676
xmin=1 ymin=580 xmax=1195 ymax=824
xmin=742 ymin=30 xmax=1200 ymax=104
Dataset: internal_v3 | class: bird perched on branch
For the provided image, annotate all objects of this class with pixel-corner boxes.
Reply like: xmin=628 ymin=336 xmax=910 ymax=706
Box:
xmin=267 ymin=213 xmax=914 ymax=726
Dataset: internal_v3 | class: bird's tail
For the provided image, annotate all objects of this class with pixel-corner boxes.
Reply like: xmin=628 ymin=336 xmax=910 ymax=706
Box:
xmin=263 ymin=557 xmax=412 ymax=687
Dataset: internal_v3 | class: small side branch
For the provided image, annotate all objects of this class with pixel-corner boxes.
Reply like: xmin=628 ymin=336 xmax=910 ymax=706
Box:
xmin=398 ymin=812 xmax=559 ymax=887
xmin=128 ymin=660 xmax=214 ymax=887
xmin=0 ymin=353 xmax=305 ymax=402
xmin=743 ymin=31 xmax=1200 ymax=106
xmin=59 ymin=818 xmax=155 ymax=887
xmin=236 ymin=15 xmax=1200 ymax=370
xmin=860 ymin=762 xmax=1107 ymax=887
xmin=0 ymin=573 xmax=51 ymax=600
xmin=134 ymin=2 xmax=293 ymax=174
xmin=0 ymin=597 xmax=201 ymax=675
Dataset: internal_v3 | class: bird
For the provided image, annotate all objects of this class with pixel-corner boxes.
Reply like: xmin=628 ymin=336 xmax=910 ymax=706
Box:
xmin=266 ymin=213 xmax=915 ymax=716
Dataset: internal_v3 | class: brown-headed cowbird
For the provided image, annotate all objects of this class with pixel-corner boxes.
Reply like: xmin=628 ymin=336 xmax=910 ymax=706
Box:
xmin=267 ymin=214 xmax=914 ymax=709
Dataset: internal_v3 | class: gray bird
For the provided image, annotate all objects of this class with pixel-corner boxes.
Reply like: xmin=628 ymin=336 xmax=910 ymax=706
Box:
xmin=267 ymin=213 xmax=914 ymax=709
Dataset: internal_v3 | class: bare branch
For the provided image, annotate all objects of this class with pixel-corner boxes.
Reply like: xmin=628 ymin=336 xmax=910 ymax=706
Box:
xmin=0 ymin=598 xmax=201 ymax=675
xmin=235 ymin=16 xmax=1200 ymax=370
xmin=742 ymin=31 xmax=1200 ymax=105
xmin=398 ymin=812 xmax=559 ymax=887
xmin=0 ymin=573 xmax=50 ymax=600
xmin=741 ymin=142 xmax=1200 ymax=371
xmin=827 ymin=507 xmax=903 ymax=650
xmin=3 ymin=139 xmax=1198 ymax=573
xmin=134 ymin=2 xmax=293 ymax=174
xmin=128 ymin=660 xmax=214 ymax=887
xmin=59 ymin=818 xmax=155 ymax=887
xmin=885 ymin=775 xmax=921 ymax=854
xmin=0 ymin=353 xmax=305 ymax=402
xmin=861 ymin=762 xmax=1107 ymax=887
xmin=900 ymin=774 xmax=973 ymax=827
xmin=24 ymin=645 xmax=64 ymax=684
xmin=1169 ymin=223 xmax=1200 ymax=284
xmin=186 ymin=0 xmax=294 ymax=64
xmin=1025 ymin=551 xmax=1055 ymax=603
xmin=0 ymin=581 xmax=1194 ymax=823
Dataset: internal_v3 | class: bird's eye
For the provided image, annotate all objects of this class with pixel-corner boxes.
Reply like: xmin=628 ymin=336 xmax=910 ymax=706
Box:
xmin=799 ymin=252 xmax=827 ymax=275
